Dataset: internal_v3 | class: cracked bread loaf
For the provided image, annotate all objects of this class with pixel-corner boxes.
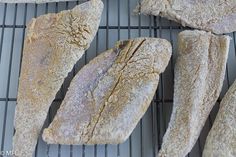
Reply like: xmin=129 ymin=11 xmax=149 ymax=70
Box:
xmin=158 ymin=30 xmax=230 ymax=157
xmin=135 ymin=0 xmax=236 ymax=34
xmin=203 ymin=79 xmax=236 ymax=157
xmin=13 ymin=1 xmax=103 ymax=157
xmin=42 ymin=37 xmax=172 ymax=145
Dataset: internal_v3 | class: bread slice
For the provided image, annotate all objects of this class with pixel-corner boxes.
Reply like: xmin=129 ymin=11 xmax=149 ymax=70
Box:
xmin=13 ymin=1 xmax=103 ymax=157
xmin=158 ymin=30 xmax=230 ymax=157
xmin=135 ymin=0 xmax=236 ymax=34
xmin=42 ymin=37 xmax=172 ymax=145
xmin=203 ymin=79 xmax=236 ymax=157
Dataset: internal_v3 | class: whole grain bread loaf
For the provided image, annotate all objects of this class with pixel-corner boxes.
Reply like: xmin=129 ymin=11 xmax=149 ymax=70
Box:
xmin=13 ymin=1 xmax=103 ymax=157
xmin=203 ymin=79 xmax=236 ymax=157
xmin=135 ymin=0 xmax=236 ymax=34
xmin=158 ymin=30 xmax=230 ymax=157
xmin=42 ymin=37 xmax=172 ymax=145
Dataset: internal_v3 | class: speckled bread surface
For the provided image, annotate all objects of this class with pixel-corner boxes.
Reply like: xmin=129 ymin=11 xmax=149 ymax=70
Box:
xmin=13 ymin=0 xmax=103 ymax=157
xmin=158 ymin=30 xmax=230 ymax=157
xmin=42 ymin=37 xmax=172 ymax=145
xmin=203 ymin=79 xmax=236 ymax=157
xmin=135 ymin=0 xmax=236 ymax=34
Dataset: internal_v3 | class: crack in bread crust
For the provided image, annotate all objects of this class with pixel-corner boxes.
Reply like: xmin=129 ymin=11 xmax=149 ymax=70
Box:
xmin=85 ymin=39 xmax=146 ymax=143
xmin=42 ymin=37 xmax=172 ymax=145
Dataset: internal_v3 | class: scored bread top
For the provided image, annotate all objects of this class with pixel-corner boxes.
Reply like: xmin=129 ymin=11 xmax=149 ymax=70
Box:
xmin=42 ymin=37 xmax=172 ymax=145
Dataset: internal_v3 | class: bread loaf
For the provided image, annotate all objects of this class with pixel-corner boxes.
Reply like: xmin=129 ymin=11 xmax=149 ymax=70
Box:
xmin=158 ymin=30 xmax=230 ymax=157
xmin=13 ymin=1 xmax=103 ymax=156
xmin=203 ymin=79 xmax=236 ymax=157
xmin=135 ymin=0 xmax=236 ymax=34
xmin=42 ymin=37 xmax=172 ymax=145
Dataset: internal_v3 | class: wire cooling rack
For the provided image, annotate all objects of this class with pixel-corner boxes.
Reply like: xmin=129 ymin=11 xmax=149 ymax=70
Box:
xmin=0 ymin=0 xmax=236 ymax=157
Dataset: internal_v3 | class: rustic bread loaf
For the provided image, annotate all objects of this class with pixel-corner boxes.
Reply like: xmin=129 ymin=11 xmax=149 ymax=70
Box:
xmin=135 ymin=0 xmax=236 ymax=34
xmin=203 ymin=79 xmax=236 ymax=157
xmin=158 ymin=30 xmax=230 ymax=157
xmin=42 ymin=37 xmax=172 ymax=145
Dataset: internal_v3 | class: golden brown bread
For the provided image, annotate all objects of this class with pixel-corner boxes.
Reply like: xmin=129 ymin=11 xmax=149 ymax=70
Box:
xmin=13 ymin=1 xmax=103 ymax=156
xmin=135 ymin=0 xmax=236 ymax=34
xmin=158 ymin=30 xmax=230 ymax=157
xmin=42 ymin=37 xmax=172 ymax=145
xmin=203 ymin=79 xmax=236 ymax=157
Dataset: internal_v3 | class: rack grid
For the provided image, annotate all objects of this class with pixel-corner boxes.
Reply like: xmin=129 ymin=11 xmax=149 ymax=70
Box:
xmin=0 ymin=0 xmax=236 ymax=157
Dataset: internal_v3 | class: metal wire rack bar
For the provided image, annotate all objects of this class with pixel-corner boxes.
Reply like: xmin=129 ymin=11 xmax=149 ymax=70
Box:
xmin=0 ymin=1 xmax=235 ymax=157
xmin=1 ymin=3 xmax=17 ymax=155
